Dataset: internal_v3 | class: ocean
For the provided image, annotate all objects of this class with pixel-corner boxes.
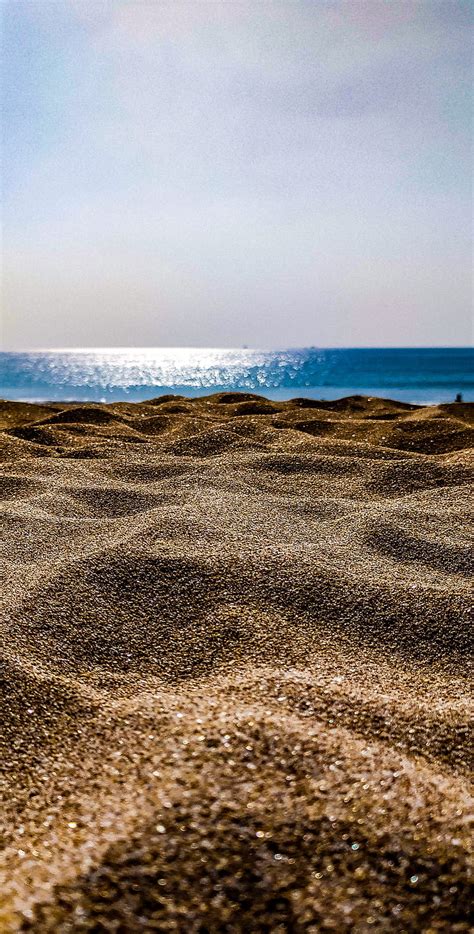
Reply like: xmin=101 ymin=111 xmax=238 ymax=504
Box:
xmin=1 ymin=347 xmax=472 ymax=404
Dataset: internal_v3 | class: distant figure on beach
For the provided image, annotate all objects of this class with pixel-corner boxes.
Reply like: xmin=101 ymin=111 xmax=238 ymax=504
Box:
xmin=455 ymin=392 xmax=463 ymax=403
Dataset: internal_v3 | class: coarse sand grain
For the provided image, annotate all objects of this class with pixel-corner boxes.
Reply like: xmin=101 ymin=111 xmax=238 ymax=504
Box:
xmin=0 ymin=394 xmax=473 ymax=932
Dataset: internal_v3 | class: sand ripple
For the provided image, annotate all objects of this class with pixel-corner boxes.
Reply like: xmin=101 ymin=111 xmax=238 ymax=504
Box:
xmin=0 ymin=394 xmax=472 ymax=931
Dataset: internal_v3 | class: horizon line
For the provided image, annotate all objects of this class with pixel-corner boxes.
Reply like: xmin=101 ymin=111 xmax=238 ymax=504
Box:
xmin=2 ymin=345 xmax=473 ymax=354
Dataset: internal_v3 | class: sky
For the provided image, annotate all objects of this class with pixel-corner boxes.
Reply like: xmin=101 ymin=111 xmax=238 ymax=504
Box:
xmin=1 ymin=0 xmax=472 ymax=349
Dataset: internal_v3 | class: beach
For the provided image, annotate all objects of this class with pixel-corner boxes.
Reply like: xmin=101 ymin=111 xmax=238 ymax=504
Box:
xmin=1 ymin=392 xmax=472 ymax=931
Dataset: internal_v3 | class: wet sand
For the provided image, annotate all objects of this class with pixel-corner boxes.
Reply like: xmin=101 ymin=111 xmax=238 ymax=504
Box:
xmin=0 ymin=393 xmax=472 ymax=931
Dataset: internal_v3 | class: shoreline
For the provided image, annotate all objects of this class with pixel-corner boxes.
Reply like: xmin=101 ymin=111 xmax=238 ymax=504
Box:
xmin=2 ymin=388 xmax=473 ymax=406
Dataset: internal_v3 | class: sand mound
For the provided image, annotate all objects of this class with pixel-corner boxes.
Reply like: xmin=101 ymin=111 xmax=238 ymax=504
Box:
xmin=38 ymin=405 xmax=125 ymax=426
xmin=0 ymin=395 xmax=472 ymax=931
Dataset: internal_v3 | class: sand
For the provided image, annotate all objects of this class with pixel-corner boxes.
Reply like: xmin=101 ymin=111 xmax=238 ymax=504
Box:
xmin=0 ymin=393 xmax=472 ymax=932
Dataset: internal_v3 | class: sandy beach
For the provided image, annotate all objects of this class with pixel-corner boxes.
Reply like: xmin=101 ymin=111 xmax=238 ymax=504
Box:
xmin=0 ymin=393 xmax=472 ymax=932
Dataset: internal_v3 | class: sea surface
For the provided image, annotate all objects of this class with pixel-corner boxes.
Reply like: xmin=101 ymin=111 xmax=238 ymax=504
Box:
xmin=1 ymin=347 xmax=472 ymax=404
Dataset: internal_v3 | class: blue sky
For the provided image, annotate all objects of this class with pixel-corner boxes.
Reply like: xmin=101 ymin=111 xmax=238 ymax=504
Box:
xmin=2 ymin=0 xmax=472 ymax=348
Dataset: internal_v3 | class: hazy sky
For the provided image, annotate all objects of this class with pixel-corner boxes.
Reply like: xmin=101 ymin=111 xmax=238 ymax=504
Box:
xmin=2 ymin=0 xmax=472 ymax=349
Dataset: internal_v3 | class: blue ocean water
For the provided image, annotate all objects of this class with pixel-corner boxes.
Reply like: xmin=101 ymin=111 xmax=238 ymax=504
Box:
xmin=0 ymin=348 xmax=472 ymax=404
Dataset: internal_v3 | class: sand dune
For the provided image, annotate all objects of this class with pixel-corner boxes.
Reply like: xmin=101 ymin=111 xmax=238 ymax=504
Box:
xmin=0 ymin=394 xmax=472 ymax=931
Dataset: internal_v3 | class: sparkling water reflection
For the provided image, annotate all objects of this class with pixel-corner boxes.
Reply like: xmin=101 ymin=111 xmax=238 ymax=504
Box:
xmin=1 ymin=347 xmax=472 ymax=404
